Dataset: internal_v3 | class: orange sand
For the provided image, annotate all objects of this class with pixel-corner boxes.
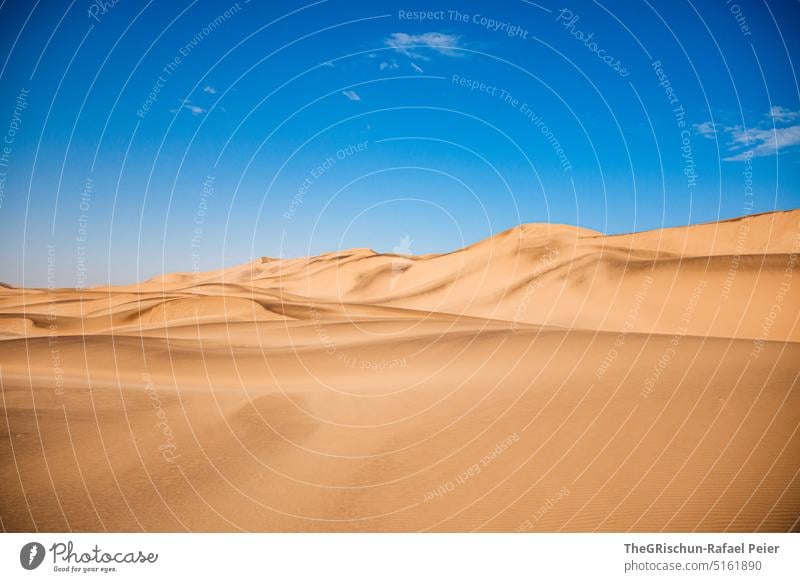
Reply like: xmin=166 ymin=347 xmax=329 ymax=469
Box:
xmin=1 ymin=210 xmax=798 ymax=531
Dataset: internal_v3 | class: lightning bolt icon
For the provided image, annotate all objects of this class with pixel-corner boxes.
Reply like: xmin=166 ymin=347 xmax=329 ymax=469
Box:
xmin=28 ymin=545 xmax=38 ymax=565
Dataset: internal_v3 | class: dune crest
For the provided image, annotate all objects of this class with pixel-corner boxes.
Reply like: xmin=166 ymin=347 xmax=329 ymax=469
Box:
xmin=1 ymin=210 xmax=798 ymax=532
xmin=93 ymin=209 xmax=799 ymax=340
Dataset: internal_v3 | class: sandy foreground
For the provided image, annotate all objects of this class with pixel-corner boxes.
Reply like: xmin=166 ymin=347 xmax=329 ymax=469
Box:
xmin=1 ymin=211 xmax=799 ymax=532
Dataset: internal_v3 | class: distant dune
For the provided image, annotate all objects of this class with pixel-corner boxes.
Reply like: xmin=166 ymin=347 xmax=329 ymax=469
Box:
xmin=1 ymin=210 xmax=798 ymax=531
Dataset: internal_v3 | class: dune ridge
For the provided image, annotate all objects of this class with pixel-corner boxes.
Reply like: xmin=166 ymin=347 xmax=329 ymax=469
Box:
xmin=1 ymin=210 xmax=798 ymax=532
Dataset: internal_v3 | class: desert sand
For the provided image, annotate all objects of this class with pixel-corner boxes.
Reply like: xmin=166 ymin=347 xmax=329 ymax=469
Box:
xmin=1 ymin=210 xmax=798 ymax=532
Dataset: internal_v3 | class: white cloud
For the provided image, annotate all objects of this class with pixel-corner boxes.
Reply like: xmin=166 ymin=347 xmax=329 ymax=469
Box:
xmin=723 ymin=125 xmax=800 ymax=161
xmin=385 ymin=32 xmax=462 ymax=60
xmin=693 ymin=121 xmax=717 ymax=139
xmin=178 ymin=99 xmax=206 ymax=116
xmin=379 ymin=60 xmax=399 ymax=71
xmin=203 ymin=85 xmax=217 ymax=94
xmin=410 ymin=62 xmax=424 ymax=73
xmin=769 ymin=106 xmax=799 ymax=123
xmin=342 ymin=90 xmax=361 ymax=102
xmin=696 ymin=107 xmax=800 ymax=161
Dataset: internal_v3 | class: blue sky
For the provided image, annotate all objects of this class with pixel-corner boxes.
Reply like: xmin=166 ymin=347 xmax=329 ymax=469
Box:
xmin=0 ymin=0 xmax=798 ymax=286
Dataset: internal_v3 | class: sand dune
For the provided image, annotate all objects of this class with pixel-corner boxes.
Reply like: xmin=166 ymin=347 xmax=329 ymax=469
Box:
xmin=1 ymin=210 xmax=798 ymax=532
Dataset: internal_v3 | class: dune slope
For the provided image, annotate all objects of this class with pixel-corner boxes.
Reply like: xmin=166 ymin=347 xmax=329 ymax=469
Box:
xmin=1 ymin=210 xmax=798 ymax=532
